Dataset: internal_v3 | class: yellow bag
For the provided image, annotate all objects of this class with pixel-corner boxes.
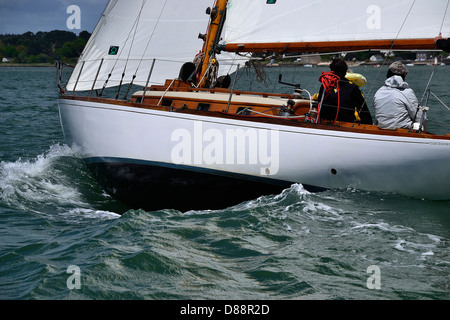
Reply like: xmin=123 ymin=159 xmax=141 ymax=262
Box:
xmin=346 ymin=72 xmax=367 ymax=87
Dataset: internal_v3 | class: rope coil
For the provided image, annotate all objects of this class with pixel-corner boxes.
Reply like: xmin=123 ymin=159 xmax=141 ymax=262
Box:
xmin=318 ymin=71 xmax=341 ymax=124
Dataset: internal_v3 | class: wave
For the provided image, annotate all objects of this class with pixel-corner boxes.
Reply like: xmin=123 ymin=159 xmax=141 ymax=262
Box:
xmin=0 ymin=144 xmax=120 ymax=219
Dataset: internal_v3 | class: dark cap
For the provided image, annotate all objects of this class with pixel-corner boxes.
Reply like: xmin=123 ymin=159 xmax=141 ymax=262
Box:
xmin=388 ymin=61 xmax=408 ymax=76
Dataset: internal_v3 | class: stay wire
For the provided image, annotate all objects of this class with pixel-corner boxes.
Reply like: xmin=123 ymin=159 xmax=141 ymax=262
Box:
xmin=365 ymin=0 xmax=417 ymax=100
xmin=117 ymin=0 xmax=147 ymax=99
xmin=430 ymin=91 xmax=450 ymax=112
xmin=135 ymin=0 xmax=168 ymax=73
xmin=100 ymin=0 xmax=146 ymax=97
xmin=353 ymin=0 xmax=417 ymax=124
xmin=439 ymin=0 xmax=450 ymax=34
xmin=125 ymin=0 xmax=170 ymax=99
xmin=419 ymin=0 xmax=449 ymax=104
xmin=124 ymin=0 xmax=146 ymax=71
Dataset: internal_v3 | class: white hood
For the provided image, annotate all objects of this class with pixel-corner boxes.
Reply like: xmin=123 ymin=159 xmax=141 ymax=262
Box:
xmin=383 ymin=75 xmax=410 ymax=90
xmin=373 ymin=75 xmax=427 ymax=130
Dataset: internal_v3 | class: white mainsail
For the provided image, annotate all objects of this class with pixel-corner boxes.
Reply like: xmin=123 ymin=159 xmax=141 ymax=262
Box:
xmin=223 ymin=0 xmax=450 ymax=52
xmin=67 ymin=0 xmax=449 ymax=92
xmin=67 ymin=0 xmax=213 ymax=92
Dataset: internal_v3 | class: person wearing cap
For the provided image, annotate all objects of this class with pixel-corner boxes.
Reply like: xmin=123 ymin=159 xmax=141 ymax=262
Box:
xmin=373 ymin=61 xmax=427 ymax=131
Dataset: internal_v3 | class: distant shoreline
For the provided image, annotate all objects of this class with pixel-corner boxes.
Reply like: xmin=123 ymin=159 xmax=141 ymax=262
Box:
xmin=0 ymin=63 xmax=54 ymax=68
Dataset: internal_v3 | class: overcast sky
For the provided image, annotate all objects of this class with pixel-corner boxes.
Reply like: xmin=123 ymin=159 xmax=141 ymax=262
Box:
xmin=0 ymin=0 xmax=109 ymax=34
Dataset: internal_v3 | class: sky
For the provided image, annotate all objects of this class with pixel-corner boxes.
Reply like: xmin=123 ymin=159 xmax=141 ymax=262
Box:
xmin=0 ymin=0 xmax=109 ymax=35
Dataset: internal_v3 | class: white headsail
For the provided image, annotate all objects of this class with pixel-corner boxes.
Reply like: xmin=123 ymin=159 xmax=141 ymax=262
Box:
xmin=66 ymin=0 xmax=213 ymax=92
xmin=223 ymin=0 xmax=450 ymax=52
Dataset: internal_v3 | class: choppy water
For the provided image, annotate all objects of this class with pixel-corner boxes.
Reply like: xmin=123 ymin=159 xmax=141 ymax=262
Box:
xmin=0 ymin=66 xmax=449 ymax=302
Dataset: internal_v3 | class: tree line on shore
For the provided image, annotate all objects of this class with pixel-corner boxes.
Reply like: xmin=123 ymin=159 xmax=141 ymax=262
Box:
xmin=0 ymin=30 xmax=91 ymax=65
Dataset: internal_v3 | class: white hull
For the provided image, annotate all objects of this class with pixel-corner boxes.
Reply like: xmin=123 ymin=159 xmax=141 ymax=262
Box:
xmin=58 ymin=97 xmax=450 ymax=209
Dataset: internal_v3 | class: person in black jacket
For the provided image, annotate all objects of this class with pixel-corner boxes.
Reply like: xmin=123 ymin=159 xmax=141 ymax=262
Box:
xmin=435 ymin=33 xmax=450 ymax=52
xmin=317 ymin=59 xmax=373 ymax=125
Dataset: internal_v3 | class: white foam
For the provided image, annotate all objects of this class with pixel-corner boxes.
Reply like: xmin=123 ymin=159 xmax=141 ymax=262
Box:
xmin=0 ymin=144 xmax=84 ymax=209
xmin=394 ymin=239 xmax=416 ymax=254
xmin=273 ymin=183 xmax=311 ymax=201
xmin=184 ymin=209 xmax=214 ymax=216
xmin=350 ymin=222 xmax=413 ymax=233
xmin=420 ymin=250 xmax=435 ymax=259
xmin=426 ymin=234 xmax=441 ymax=243
xmin=63 ymin=208 xmax=121 ymax=220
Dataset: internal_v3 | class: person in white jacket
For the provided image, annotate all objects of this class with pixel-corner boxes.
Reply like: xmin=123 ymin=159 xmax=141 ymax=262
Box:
xmin=373 ymin=61 xmax=427 ymax=131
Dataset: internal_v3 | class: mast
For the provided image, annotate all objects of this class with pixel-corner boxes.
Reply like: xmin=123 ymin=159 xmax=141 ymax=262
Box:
xmin=197 ymin=0 xmax=228 ymax=88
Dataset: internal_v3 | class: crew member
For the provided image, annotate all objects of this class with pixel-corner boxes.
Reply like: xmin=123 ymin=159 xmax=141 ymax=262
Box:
xmin=317 ymin=59 xmax=373 ymax=124
xmin=373 ymin=61 xmax=427 ymax=131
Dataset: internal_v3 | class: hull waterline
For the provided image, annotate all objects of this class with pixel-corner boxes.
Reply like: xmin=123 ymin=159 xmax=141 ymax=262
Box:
xmin=84 ymin=158 xmax=300 ymax=211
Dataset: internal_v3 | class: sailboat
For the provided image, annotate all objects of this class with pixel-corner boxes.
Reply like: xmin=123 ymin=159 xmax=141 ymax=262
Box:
xmin=58 ymin=0 xmax=450 ymax=211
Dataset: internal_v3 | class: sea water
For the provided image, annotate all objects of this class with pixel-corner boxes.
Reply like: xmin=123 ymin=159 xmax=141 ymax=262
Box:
xmin=0 ymin=66 xmax=449 ymax=301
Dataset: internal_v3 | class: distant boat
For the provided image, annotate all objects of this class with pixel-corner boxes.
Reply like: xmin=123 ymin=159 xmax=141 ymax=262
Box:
xmin=58 ymin=0 xmax=450 ymax=211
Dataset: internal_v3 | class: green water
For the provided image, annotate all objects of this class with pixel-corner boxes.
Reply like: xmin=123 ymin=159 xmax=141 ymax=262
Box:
xmin=0 ymin=66 xmax=449 ymax=303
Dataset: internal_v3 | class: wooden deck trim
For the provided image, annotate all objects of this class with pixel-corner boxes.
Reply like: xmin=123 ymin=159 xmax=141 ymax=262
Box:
xmin=59 ymin=94 xmax=450 ymax=140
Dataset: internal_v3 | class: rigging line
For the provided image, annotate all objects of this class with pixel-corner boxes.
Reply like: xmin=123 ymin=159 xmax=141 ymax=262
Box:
xmin=116 ymin=0 xmax=146 ymax=99
xmin=430 ymin=91 xmax=450 ymax=112
xmin=366 ymin=0 xmax=417 ymax=96
xmin=109 ymin=1 xmax=145 ymax=73
xmin=252 ymin=60 xmax=268 ymax=86
xmin=419 ymin=63 xmax=436 ymax=105
xmin=121 ymin=0 xmax=149 ymax=99
xmin=419 ymin=0 xmax=449 ymax=104
xmin=123 ymin=0 xmax=146 ymax=70
xmin=226 ymin=54 xmax=239 ymax=75
xmin=248 ymin=65 xmax=255 ymax=91
xmin=439 ymin=0 xmax=450 ymax=34
xmin=271 ymin=64 xmax=282 ymax=92
xmin=157 ymin=78 xmax=176 ymax=106
xmin=361 ymin=0 xmax=417 ymax=119
xmin=135 ymin=0 xmax=168 ymax=74
xmin=432 ymin=120 xmax=450 ymax=128
xmin=286 ymin=50 xmax=369 ymax=60
xmin=101 ymin=0 xmax=146 ymax=95
xmin=195 ymin=58 xmax=212 ymax=88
